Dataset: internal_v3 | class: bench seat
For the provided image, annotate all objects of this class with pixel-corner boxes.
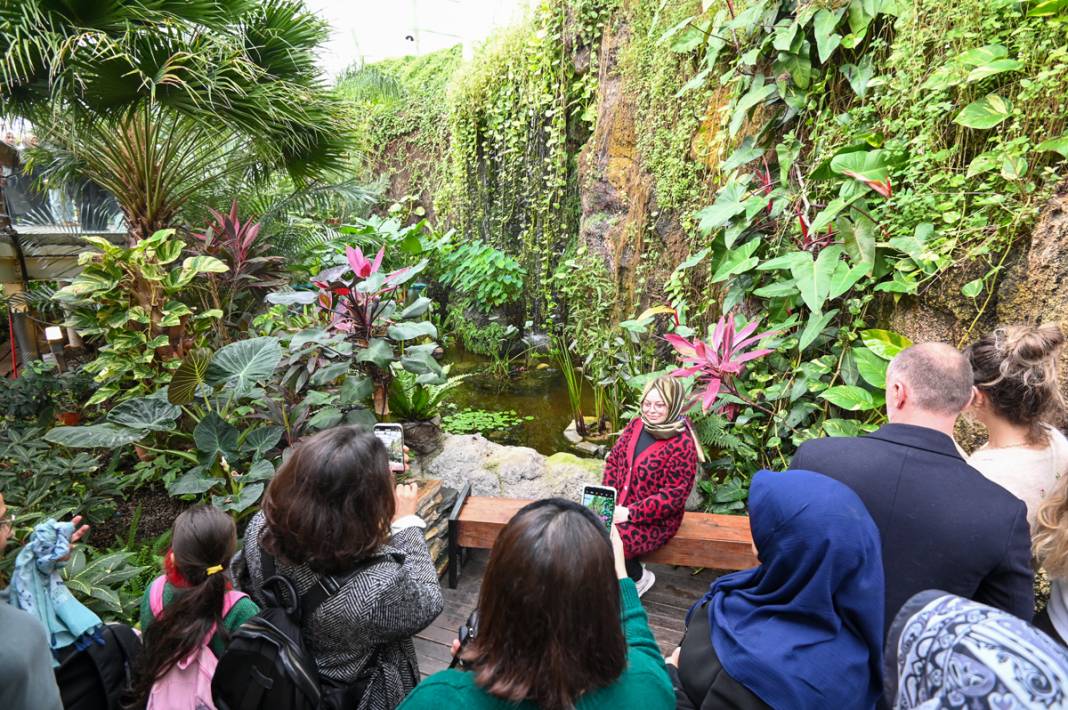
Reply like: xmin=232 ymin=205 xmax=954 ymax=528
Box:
xmin=446 ymin=485 xmax=757 ymax=588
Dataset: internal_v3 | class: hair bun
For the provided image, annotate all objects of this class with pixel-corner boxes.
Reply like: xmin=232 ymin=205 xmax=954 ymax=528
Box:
xmin=1003 ymin=323 xmax=1065 ymax=364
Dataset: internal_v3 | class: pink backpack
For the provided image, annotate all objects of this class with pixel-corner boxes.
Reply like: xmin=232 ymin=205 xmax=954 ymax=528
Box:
xmin=146 ymin=575 xmax=247 ymax=710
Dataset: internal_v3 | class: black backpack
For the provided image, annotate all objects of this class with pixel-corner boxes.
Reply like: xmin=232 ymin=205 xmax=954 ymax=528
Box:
xmin=211 ymin=552 xmax=380 ymax=710
xmin=54 ymin=623 xmax=141 ymax=710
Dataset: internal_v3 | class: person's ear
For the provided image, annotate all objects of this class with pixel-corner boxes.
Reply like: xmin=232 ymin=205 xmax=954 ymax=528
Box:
xmin=887 ymin=379 xmax=906 ymax=411
xmin=966 ymin=386 xmax=981 ymax=411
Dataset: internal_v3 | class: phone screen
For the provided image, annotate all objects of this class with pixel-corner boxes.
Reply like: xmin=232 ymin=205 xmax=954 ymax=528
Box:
xmin=582 ymin=486 xmax=616 ymax=528
xmin=374 ymin=426 xmax=404 ymax=470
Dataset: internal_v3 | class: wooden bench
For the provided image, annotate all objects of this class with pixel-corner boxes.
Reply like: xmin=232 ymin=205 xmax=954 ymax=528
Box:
xmin=446 ymin=483 xmax=757 ymax=589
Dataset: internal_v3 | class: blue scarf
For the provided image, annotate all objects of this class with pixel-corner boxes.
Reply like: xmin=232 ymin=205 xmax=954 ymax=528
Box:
xmin=688 ymin=470 xmax=885 ymax=709
xmin=7 ymin=519 xmax=104 ymax=665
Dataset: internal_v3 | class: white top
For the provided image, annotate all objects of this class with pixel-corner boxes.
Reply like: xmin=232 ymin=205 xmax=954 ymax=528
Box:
xmin=967 ymin=425 xmax=1068 ymax=530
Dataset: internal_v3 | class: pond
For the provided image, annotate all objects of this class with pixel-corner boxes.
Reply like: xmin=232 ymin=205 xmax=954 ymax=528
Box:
xmin=440 ymin=347 xmax=596 ymax=456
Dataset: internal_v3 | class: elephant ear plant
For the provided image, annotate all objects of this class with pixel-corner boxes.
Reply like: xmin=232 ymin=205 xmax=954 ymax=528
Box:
xmin=44 ymin=337 xmax=289 ymax=516
xmin=268 ymin=240 xmax=445 ymax=414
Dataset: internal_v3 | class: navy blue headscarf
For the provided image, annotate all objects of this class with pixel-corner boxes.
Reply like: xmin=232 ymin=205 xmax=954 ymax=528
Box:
xmin=689 ymin=469 xmax=885 ymax=709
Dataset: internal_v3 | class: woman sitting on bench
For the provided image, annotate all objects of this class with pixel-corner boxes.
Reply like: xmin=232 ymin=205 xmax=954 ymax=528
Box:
xmin=603 ymin=375 xmax=702 ymax=596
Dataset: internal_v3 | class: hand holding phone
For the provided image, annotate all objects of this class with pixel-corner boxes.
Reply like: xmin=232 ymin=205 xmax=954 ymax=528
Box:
xmin=373 ymin=423 xmax=405 ymax=472
xmin=581 ymin=485 xmax=617 ymax=529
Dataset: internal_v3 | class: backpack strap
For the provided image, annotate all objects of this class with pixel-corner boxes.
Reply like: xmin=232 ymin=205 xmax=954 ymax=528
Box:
xmin=149 ymin=576 xmax=167 ymax=618
xmin=298 ymin=556 xmax=382 ymax=625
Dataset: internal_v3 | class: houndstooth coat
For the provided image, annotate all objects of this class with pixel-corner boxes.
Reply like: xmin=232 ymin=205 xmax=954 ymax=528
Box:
xmin=235 ymin=512 xmax=444 ymax=710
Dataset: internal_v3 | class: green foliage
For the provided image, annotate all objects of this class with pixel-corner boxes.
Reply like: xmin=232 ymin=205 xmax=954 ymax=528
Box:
xmin=61 ymin=547 xmax=146 ymax=621
xmin=435 ymin=239 xmax=526 ymax=310
xmin=439 ymin=0 xmax=618 ymax=322
xmin=54 ymin=230 xmax=225 ymax=404
xmin=388 ymin=367 xmax=467 ymax=421
xmin=441 ymin=408 xmax=532 ymax=435
xmin=0 ymin=363 xmax=95 ymax=425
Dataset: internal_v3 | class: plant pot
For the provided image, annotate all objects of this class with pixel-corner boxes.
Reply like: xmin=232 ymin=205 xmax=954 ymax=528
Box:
xmin=402 ymin=417 xmax=443 ymax=456
xmin=56 ymin=411 xmax=81 ymax=426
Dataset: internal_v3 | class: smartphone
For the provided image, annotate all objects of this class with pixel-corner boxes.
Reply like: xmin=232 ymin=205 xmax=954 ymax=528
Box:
xmin=373 ymin=423 xmax=405 ymax=472
xmin=581 ymin=484 xmax=617 ymax=529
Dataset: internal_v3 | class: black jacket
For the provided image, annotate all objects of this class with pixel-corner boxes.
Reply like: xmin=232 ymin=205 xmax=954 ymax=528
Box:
xmin=791 ymin=423 xmax=1033 ymax=634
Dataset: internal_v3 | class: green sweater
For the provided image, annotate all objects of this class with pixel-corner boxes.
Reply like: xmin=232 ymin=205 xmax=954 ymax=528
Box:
xmin=139 ymin=577 xmax=260 ymax=657
xmin=399 ymin=579 xmax=674 ymax=710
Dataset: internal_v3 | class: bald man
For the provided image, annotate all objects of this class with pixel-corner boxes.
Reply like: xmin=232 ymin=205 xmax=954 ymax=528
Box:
xmin=792 ymin=343 xmax=1033 ymax=635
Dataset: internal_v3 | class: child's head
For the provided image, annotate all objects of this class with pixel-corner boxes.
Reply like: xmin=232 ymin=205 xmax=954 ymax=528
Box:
xmin=170 ymin=505 xmax=237 ymax=585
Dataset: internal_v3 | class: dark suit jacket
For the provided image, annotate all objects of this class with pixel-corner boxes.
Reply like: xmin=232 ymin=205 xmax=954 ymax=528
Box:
xmin=791 ymin=423 xmax=1033 ymax=635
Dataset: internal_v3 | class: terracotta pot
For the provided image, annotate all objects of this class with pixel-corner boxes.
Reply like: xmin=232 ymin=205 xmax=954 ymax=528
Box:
xmin=56 ymin=411 xmax=81 ymax=426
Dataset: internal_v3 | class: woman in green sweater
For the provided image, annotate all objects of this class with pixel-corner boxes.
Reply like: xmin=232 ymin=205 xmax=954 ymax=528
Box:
xmin=399 ymin=498 xmax=674 ymax=710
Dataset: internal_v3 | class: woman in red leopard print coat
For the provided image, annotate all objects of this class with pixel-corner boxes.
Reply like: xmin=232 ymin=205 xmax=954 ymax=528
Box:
xmin=602 ymin=376 xmax=701 ymax=595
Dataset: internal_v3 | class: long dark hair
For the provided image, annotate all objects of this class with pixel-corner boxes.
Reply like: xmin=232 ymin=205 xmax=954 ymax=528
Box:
xmin=261 ymin=426 xmax=395 ymax=574
xmin=460 ymin=498 xmax=627 ymax=709
xmin=130 ymin=505 xmax=237 ymax=708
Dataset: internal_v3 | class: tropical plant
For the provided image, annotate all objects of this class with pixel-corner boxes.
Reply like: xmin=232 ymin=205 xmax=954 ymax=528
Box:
xmin=61 ymin=547 xmax=146 ymax=621
xmin=434 ymin=238 xmax=527 ymax=311
xmin=665 ymin=315 xmax=779 ymax=418
xmin=190 ymin=201 xmax=287 ymax=340
xmin=54 ymin=229 xmax=226 ymax=404
xmin=0 ymin=0 xmax=351 ymax=245
xmin=550 ymin=334 xmax=587 ymax=437
xmin=388 ymin=366 xmax=467 ymax=422
xmin=269 ymin=241 xmax=442 ymax=414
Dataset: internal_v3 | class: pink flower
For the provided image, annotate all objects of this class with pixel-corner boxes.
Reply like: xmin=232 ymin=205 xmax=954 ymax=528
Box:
xmin=346 ymin=245 xmax=385 ymax=279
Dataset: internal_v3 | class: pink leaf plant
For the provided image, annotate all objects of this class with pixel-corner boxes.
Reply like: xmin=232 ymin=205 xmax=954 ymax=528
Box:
xmin=314 ymin=244 xmax=419 ymax=339
xmin=664 ymin=315 xmax=778 ymax=418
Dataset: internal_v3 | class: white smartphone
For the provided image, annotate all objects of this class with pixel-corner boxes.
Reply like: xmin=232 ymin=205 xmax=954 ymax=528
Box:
xmin=373 ymin=423 xmax=405 ymax=472
xmin=581 ymin=484 xmax=617 ymax=529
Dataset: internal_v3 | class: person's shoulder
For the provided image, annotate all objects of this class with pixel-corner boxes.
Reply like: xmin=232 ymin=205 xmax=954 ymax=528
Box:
xmin=401 ymin=669 xmax=479 ymax=704
xmin=0 ymin=602 xmax=48 ymax=642
xmin=608 ymin=660 xmax=675 ymax=705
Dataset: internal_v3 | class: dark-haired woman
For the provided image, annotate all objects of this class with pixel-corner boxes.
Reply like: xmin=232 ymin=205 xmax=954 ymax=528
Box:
xmin=236 ymin=426 xmax=443 ymax=710
xmin=133 ymin=505 xmax=259 ymax=709
xmin=399 ymin=498 xmax=674 ymax=710
xmin=602 ymin=376 xmax=701 ymax=596
xmin=669 ymin=469 xmax=884 ymax=710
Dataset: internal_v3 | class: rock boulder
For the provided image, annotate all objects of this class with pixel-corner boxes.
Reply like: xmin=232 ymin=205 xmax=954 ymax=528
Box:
xmin=421 ymin=433 xmax=603 ymax=500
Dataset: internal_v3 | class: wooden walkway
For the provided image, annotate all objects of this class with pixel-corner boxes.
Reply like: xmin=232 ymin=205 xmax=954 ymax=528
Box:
xmin=415 ymin=550 xmax=723 ymax=677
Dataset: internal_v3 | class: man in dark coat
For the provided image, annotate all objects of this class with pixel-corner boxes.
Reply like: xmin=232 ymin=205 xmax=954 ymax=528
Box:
xmin=791 ymin=342 xmax=1033 ymax=635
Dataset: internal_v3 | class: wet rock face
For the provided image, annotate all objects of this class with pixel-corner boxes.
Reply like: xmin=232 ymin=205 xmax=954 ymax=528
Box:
xmin=422 ymin=433 xmax=603 ymax=499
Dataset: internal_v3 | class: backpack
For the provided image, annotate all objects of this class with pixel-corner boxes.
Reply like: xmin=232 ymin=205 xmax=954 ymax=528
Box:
xmin=54 ymin=623 xmax=141 ymax=710
xmin=146 ymin=576 xmax=247 ymax=710
xmin=211 ymin=552 xmax=381 ymax=710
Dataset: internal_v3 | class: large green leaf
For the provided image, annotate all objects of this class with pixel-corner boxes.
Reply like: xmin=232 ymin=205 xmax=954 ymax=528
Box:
xmin=1036 ymin=135 xmax=1068 ymax=159
xmin=966 ymin=58 xmax=1024 ymax=83
xmin=240 ymin=427 xmax=283 ymax=459
xmin=356 ymin=339 xmax=394 ymax=370
xmin=401 ymin=349 xmax=445 ymax=380
xmin=399 ymin=297 xmax=433 ymax=319
xmin=169 ymin=348 xmax=213 ymax=405
xmin=388 ymin=321 xmax=438 ymax=341
xmin=813 ymin=9 xmax=843 ymax=63
xmin=45 ymin=423 xmax=144 ymax=448
xmin=193 ymin=413 xmax=240 ymax=460
xmin=307 ymin=406 xmax=343 ymax=430
xmin=213 ymin=484 xmax=265 ymax=514
xmin=695 ymin=181 xmax=748 ymax=235
xmin=954 ymin=93 xmax=1013 ymax=130
xmin=798 ymin=309 xmax=839 ymax=352
xmin=339 ymin=374 xmax=373 ymax=405
xmin=168 ymin=467 xmax=219 ymax=496
xmin=790 ymin=246 xmax=842 ymax=314
xmin=820 ymin=385 xmax=878 ymax=411
xmin=243 ymin=460 xmax=276 ymax=483
xmin=107 ymin=396 xmax=180 ymax=432
xmin=206 ymin=337 xmax=282 ymax=392
xmin=711 ymin=239 xmax=761 ymax=283
xmin=823 ymin=418 xmax=863 ymax=438
xmin=289 ymin=327 xmax=331 ymax=350
xmin=853 ymin=347 xmax=888 ymax=387
xmin=1028 ymin=0 xmax=1068 ymax=15
xmin=730 ymin=78 xmax=777 ymax=137
xmin=54 ymin=268 xmax=120 ymax=299
xmin=830 ymin=150 xmax=890 ymax=194
xmin=860 ymin=329 xmax=913 ymax=360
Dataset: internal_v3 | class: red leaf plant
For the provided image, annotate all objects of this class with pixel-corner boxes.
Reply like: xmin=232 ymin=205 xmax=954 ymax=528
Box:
xmin=664 ymin=315 xmax=777 ymax=419
xmin=313 ymin=245 xmax=418 ymax=340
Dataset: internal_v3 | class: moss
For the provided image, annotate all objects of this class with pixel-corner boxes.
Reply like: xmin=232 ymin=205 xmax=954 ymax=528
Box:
xmin=546 ymin=451 xmax=605 ymax=475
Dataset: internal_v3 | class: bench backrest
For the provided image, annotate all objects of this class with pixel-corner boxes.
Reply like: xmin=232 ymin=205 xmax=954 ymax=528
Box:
xmin=455 ymin=496 xmax=757 ymax=571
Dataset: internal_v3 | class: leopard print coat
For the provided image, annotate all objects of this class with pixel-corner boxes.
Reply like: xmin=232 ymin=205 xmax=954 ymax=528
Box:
xmin=602 ymin=418 xmax=699 ymax=557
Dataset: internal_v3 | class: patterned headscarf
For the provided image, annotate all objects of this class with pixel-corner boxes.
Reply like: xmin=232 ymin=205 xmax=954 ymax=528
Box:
xmin=640 ymin=376 xmax=706 ymax=462
xmin=886 ymin=590 xmax=1068 ymax=709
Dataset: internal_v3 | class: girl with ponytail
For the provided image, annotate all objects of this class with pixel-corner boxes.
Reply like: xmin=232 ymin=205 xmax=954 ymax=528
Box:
xmin=130 ymin=505 xmax=259 ymax=709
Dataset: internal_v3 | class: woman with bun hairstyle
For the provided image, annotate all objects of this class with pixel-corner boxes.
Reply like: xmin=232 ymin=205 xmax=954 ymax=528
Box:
xmin=965 ymin=323 xmax=1068 ymax=528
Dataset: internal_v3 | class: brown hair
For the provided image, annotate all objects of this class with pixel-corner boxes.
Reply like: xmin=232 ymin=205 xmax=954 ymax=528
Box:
xmin=966 ymin=323 xmax=1066 ymax=445
xmin=886 ymin=342 xmax=974 ymax=415
xmin=261 ymin=426 xmax=395 ymax=575
xmin=460 ymin=499 xmax=627 ymax=709
xmin=131 ymin=506 xmax=237 ymax=708
xmin=1035 ymin=477 xmax=1068 ymax=578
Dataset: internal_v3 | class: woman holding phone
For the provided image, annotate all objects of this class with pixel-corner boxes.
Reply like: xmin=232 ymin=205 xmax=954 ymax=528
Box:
xmin=602 ymin=375 xmax=702 ymax=595
xmin=398 ymin=498 xmax=674 ymax=709
xmin=234 ymin=425 xmax=443 ymax=709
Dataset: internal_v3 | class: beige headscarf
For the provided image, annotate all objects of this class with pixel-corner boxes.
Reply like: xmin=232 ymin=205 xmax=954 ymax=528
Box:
xmin=640 ymin=376 xmax=706 ymax=462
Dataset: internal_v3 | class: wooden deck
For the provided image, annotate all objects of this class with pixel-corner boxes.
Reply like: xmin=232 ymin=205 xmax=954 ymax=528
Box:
xmin=415 ymin=550 xmax=724 ymax=677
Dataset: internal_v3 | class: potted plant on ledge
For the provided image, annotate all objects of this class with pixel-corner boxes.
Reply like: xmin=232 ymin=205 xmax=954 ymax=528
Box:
xmin=387 ymin=366 xmax=467 ymax=456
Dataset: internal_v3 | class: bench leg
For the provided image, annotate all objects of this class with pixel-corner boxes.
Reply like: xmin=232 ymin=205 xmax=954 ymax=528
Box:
xmin=447 ymin=481 xmax=472 ymax=590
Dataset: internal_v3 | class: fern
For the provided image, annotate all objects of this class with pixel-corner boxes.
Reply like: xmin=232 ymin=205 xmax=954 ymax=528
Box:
xmin=691 ymin=413 xmax=757 ymax=459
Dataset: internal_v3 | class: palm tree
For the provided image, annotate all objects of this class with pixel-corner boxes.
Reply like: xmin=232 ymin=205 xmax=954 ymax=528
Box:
xmin=0 ymin=0 xmax=352 ymax=245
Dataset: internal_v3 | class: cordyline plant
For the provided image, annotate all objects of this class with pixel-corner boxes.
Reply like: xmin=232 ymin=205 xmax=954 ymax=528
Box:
xmin=664 ymin=315 xmax=777 ymax=419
